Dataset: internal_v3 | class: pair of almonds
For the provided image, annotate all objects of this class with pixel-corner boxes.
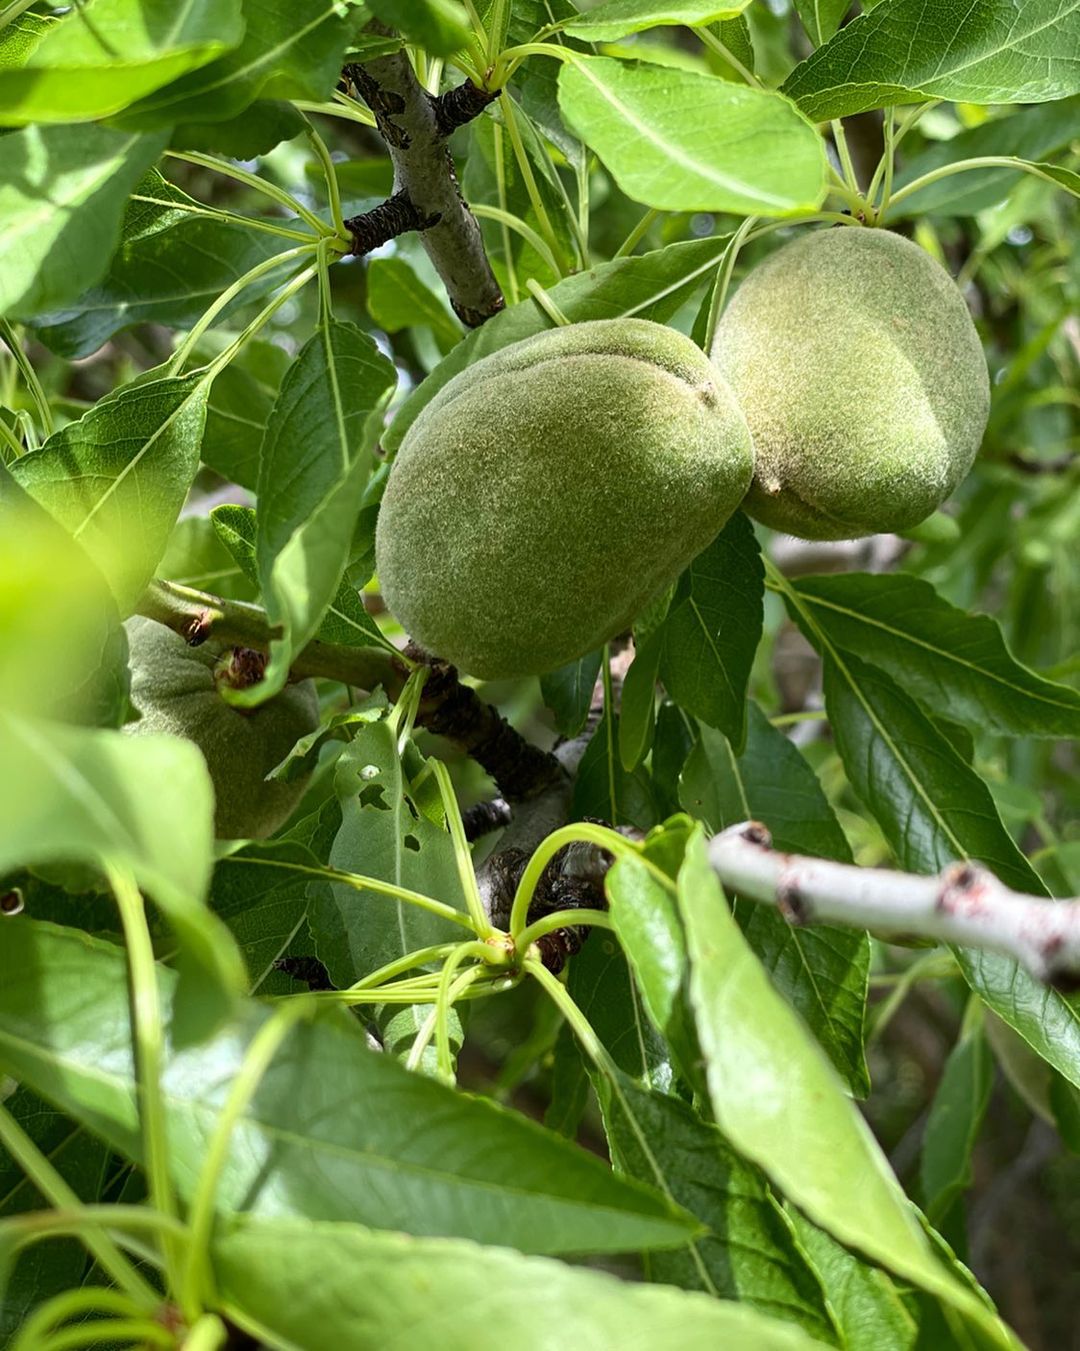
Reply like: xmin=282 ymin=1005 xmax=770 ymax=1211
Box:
xmin=377 ymin=228 xmax=991 ymax=680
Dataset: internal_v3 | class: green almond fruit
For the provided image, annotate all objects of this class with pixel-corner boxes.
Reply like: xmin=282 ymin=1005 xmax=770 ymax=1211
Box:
xmin=375 ymin=318 xmax=754 ymax=679
xmin=711 ymin=227 xmax=990 ymax=541
xmin=124 ymin=617 xmax=320 ymax=840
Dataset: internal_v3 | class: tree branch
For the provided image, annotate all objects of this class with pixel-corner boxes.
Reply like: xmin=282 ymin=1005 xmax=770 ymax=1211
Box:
xmin=711 ymin=821 xmax=1080 ymax=989
xmin=344 ymin=29 xmax=504 ymax=327
xmin=136 ymin=580 xmax=561 ymax=804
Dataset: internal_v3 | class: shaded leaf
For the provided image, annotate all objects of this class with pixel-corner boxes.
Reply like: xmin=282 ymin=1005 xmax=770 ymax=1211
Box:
xmin=566 ymin=0 xmax=752 ymax=41
xmin=0 ymin=920 xmax=697 ymax=1257
xmin=659 ymin=511 xmax=763 ymax=752
xmin=367 ymin=256 xmax=460 ymax=353
xmin=365 ymin=0 xmax=471 ymax=56
xmin=792 ymin=0 xmax=850 ymax=46
xmin=572 ymin=708 xmax=655 ymax=830
xmin=540 ymin=649 xmax=602 ymax=739
xmin=920 ymin=1019 xmax=993 ymax=1224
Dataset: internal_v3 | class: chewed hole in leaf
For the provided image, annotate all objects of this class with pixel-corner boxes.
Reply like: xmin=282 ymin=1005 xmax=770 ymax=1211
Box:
xmin=359 ymin=784 xmax=389 ymax=810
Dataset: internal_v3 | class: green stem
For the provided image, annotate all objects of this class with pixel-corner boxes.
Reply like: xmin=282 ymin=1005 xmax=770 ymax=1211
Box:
xmin=182 ymin=999 xmax=313 ymax=1313
xmin=693 ymin=24 xmax=759 ymax=87
xmin=525 ymin=278 xmax=571 ymax=326
xmin=471 ymin=203 xmax=561 ymax=275
xmin=435 ymin=951 xmax=489 ymax=1081
xmin=2 ymin=1204 xmax=187 ymax=1249
xmin=499 ymin=89 xmax=569 ymax=275
xmin=703 ymin=214 xmax=758 ymax=353
xmin=36 ymin=1321 xmax=174 ymax=1351
xmin=12 ymin=1289 xmax=151 ymax=1351
xmin=165 ymin=151 xmax=328 ymax=234
xmin=107 ymin=866 xmax=185 ymax=1307
xmin=873 ymin=107 xmax=897 ymax=222
xmin=167 ymin=243 xmax=318 ymax=376
xmin=524 ymin=958 xmax=718 ymax=1294
xmin=431 ymin=759 xmax=494 ymax=937
xmin=509 ymin=823 xmax=663 ymax=940
xmin=294 ymin=95 xmax=377 ymax=128
xmin=345 ymin=943 xmax=464 ymax=992
xmin=831 ymin=119 xmax=860 ymax=194
xmin=516 ymin=908 xmax=614 ymax=953
xmin=885 ymin=155 xmax=1077 ymax=214
xmin=0 ymin=412 xmax=26 ymax=459
xmin=0 ymin=0 xmax=36 ymax=30
xmin=491 ymin=120 xmax=521 ymax=304
xmin=0 ymin=318 xmax=53 ymax=438
xmin=305 ymin=123 xmax=347 ymax=240
xmin=614 ymin=208 xmax=660 ymax=259
xmin=128 ymin=192 xmax=317 ymax=242
xmin=221 ymin=855 xmax=478 ymax=933
xmin=486 ymin=0 xmax=511 ymax=63
xmin=0 ymin=1108 xmax=160 ymax=1311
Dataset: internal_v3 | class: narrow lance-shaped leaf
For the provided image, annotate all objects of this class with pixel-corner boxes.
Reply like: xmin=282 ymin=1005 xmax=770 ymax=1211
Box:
xmin=658 ymin=510 xmax=764 ymax=753
xmin=215 ymin=1217 xmax=835 ymax=1351
xmin=0 ymin=124 xmax=167 ymax=319
xmin=792 ymin=572 xmax=1080 ymax=740
xmin=10 ymin=372 xmax=208 ymax=613
xmin=0 ymin=920 xmax=697 ymax=1258
xmin=784 ymin=0 xmax=1080 ymax=121
xmin=565 ymin=1 xmax=752 ymax=42
xmin=920 ymin=1014 xmax=994 ymax=1225
xmin=540 ymin=648 xmax=603 ymax=739
xmin=679 ymin=706 xmax=870 ymax=1096
xmin=0 ymin=0 xmax=244 ymax=126
xmin=677 ymin=828 xmax=1013 ymax=1345
xmin=241 ymin=318 xmax=396 ymax=704
xmin=558 ymin=56 xmax=827 ymax=215
xmin=816 ymin=645 xmax=1080 ymax=1093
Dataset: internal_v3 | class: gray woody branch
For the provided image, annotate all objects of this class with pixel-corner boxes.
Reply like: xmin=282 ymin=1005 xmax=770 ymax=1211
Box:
xmin=712 ymin=821 xmax=1080 ymax=989
xmin=345 ymin=26 xmax=505 ymax=327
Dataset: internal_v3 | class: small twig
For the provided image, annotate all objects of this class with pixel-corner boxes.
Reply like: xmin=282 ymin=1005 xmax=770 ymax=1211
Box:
xmin=711 ymin=821 xmax=1080 ymax=988
xmin=344 ymin=31 xmax=504 ymax=326
xmin=135 ymin=581 xmax=557 ymax=806
xmin=462 ymin=799 xmax=513 ymax=841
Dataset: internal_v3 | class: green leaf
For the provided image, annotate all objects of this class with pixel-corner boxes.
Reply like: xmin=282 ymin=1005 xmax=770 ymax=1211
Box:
xmin=0 ymin=0 xmax=243 ymax=125
xmin=209 ymin=841 xmax=312 ymax=994
xmin=0 ymin=13 xmax=54 ymax=71
xmin=677 ymin=828 xmax=1006 ymax=1339
xmin=540 ymin=649 xmax=603 ymax=739
xmin=215 ymin=1216 xmax=834 ymax=1351
xmin=785 ymin=1210 xmax=918 ymax=1351
xmin=158 ymin=514 xmax=256 ymax=602
xmin=557 ymin=57 xmax=827 ymax=215
xmin=791 ymin=573 xmax=1080 ymax=740
xmin=598 ymin=1077 xmax=837 ymax=1340
xmin=784 ymin=0 xmax=1080 ymax=121
xmin=0 ymin=123 xmax=167 ymax=319
xmin=365 ymin=0 xmax=472 ymax=56
xmin=246 ymin=318 xmax=396 ymax=702
xmin=816 ymin=647 xmax=1080 ymax=1094
xmin=385 ymin=232 xmax=736 ymax=454
xmin=366 ymin=256 xmax=461 ymax=353
xmin=114 ymin=0 xmax=356 ymax=131
xmin=572 ymin=708 xmax=656 ymax=830
xmin=568 ymin=930 xmax=673 ymax=1089
xmin=792 ymin=0 xmax=850 ymax=46
xmin=0 ymin=920 xmax=697 ymax=1256
xmin=310 ymin=722 xmax=468 ymax=985
xmin=678 ymin=707 xmax=870 ymax=1096
xmin=29 ymin=171 xmax=294 ymax=359
xmin=212 ymin=504 xmax=391 ymax=654
xmin=566 ymin=0 xmax=751 ymax=41
xmin=0 ymin=716 xmax=243 ymax=1035
xmin=10 ymin=372 xmax=208 ymax=613
xmin=198 ymin=340 xmax=292 ymax=491
xmin=0 ymin=1087 xmax=111 ymax=1346
xmin=619 ymin=630 xmax=662 ymax=771
xmin=888 ymin=98 xmax=1080 ymax=219
xmin=659 ymin=511 xmax=763 ymax=752
xmin=920 ymin=1019 xmax=993 ymax=1224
